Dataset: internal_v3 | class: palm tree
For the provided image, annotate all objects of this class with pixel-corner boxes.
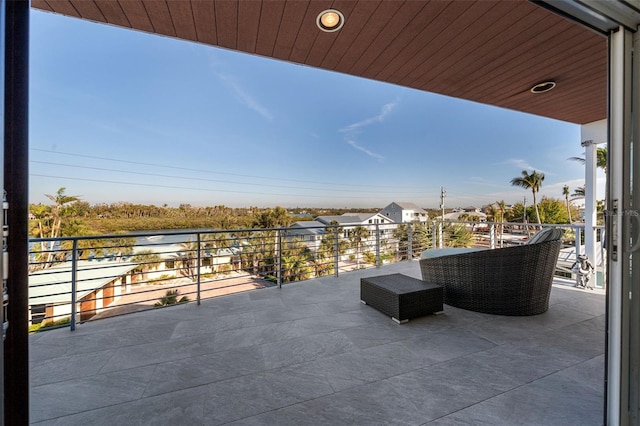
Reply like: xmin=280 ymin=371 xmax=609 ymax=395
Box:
xmin=33 ymin=187 xmax=81 ymax=266
xmin=45 ymin=187 xmax=80 ymax=236
xmin=563 ymin=185 xmax=573 ymax=223
xmin=572 ymin=186 xmax=586 ymax=200
xmin=176 ymin=239 xmax=198 ymax=281
xmin=131 ymin=249 xmax=163 ymax=281
xmin=568 ymin=147 xmax=607 ymax=173
xmin=320 ymin=221 xmax=349 ymax=260
xmin=446 ymin=223 xmax=473 ymax=248
xmin=349 ymin=226 xmax=370 ymax=269
xmin=495 ymin=200 xmax=506 ymax=247
xmin=510 ymin=170 xmax=545 ymax=225
xmin=154 ymin=289 xmax=189 ymax=307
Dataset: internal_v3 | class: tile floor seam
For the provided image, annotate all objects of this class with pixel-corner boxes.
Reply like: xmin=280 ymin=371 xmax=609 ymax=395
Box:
xmin=212 ymin=381 xmax=353 ymax=426
xmin=30 ymin=385 xmax=210 ymax=426
xmin=58 ymin=335 xmax=350 ymax=396
xmin=92 ymin=348 xmax=119 ymax=376
xmin=422 ymin=354 xmax=605 ymax=425
xmin=551 ymin=303 xmax=604 ymax=320
xmin=139 ymin=363 xmax=161 ymax=399
xmin=30 ymin=335 xmax=183 ymax=360
xmin=398 ymin=328 xmax=500 ymax=361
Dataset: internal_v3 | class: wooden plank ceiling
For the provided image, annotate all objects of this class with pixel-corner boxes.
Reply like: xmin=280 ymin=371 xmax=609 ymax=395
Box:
xmin=31 ymin=0 xmax=607 ymax=125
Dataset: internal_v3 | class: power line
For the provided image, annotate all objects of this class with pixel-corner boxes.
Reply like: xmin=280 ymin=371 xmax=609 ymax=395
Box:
xmin=30 ymin=160 xmax=427 ymax=195
xmin=29 ymin=174 xmax=409 ymax=200
xmin=31 ymin=148 xmax=427 ymax=190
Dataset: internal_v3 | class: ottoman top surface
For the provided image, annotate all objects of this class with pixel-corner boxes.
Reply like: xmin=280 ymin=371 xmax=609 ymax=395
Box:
xmin=362 ymin=274 xmax=441 ymax=293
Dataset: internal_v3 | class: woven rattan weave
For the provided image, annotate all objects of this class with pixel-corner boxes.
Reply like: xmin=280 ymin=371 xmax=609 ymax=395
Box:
xmin=419 ymin=239 xmax=562 ymax=316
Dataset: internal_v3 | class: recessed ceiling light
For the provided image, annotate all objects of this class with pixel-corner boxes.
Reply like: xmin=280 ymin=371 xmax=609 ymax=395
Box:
xmin=530 ymin=81 xmax=556 ymax=94
xmin=317 ymin=9 xmax=344 ymax=32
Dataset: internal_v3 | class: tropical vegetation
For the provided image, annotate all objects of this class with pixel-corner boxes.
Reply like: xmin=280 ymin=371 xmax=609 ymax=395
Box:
xmin=510 ymin=170 xmax=545 ymax=224
xmin=569 ymin=147 xmax=607 ymax=173
xmin=154 ymin=289 xmax=189 ymax=307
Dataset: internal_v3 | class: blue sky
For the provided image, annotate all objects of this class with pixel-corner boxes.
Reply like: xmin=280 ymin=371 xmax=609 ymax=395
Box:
xmin=29 ymin=10 xmax=602 ymax=209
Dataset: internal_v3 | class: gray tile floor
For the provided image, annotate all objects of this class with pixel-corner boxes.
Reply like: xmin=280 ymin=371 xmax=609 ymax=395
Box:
xmin=29 ymin=261 xmax=606 ymax=425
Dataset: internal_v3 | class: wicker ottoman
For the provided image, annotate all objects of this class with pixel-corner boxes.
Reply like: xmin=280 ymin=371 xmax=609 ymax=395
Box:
xmin=360 ymin=273 xmax=443 ymax=323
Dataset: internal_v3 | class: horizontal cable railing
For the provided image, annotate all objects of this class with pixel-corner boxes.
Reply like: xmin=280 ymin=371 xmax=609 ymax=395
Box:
xmin=28 ymin=221 xmax=605 ymax=331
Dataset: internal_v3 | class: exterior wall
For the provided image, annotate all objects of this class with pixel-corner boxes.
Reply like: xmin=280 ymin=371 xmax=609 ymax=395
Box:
xmin=29 ymin=274 xmax=130 ymax=325
xmin=80 ymin=292 xmax=96 ymax=322
xmin=103 ymin=282 xmax=114 ymax=306
xmin=49 ymin=303 xmax=72 ymax=323
xmin=380 ymin=202 xmax=403 ymax=223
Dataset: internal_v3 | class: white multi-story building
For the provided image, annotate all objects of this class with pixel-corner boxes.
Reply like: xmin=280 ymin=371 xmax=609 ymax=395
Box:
xmin=380 ymin=202 xmax=429 ymax=223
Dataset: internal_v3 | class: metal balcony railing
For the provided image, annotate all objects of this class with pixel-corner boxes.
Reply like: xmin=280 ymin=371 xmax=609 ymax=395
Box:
xmin=27 ymin=221 xmax=605 ymax=331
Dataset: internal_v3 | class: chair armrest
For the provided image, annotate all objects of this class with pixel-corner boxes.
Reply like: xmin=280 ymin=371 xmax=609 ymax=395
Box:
xmin=420 ymin=247 xmax=486 ymax=260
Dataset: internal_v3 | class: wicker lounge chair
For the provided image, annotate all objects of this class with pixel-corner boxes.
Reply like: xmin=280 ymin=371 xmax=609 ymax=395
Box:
xmin=419 ymin=228 xmax=564 ymax=316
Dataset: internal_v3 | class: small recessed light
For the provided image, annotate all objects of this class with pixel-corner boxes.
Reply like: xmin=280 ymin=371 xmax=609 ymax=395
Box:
xmin=317 ymin=9 xmax=344 ymax=32
xmin=530 ymin=81 xmax=556 ymax=93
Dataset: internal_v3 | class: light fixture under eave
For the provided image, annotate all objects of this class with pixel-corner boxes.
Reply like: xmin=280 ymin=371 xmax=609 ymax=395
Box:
xmin=530 ymin=81 xmax=556 ymax=94
xmin=317 ymin=9 xmax=344 ymax=32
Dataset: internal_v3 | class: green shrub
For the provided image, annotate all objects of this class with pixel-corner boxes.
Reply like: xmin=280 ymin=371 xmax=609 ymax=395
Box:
xmin=29 ymin=317 xmax=71 ymax=333
xmin=217 ymin=263 xmax=232 ymax=274
xmin=154 ymin=289 xmax=189 ymax=307
xmin=147 ymin=274 xmax=174 ymax=284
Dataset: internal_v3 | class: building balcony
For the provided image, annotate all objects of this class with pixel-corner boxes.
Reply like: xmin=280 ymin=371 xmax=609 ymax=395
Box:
xmin=29 ymin=259 xmax=605 ymax=425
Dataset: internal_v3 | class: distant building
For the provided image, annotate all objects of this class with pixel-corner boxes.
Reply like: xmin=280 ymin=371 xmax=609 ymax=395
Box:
xmin=285 ymin=220 xmax=326 ymax=252
xmin=286 ymin=213 xmax=397 ymax=261
xmin=442 ymin=206 xmax=487 ymax=222
xmin=380 ymin=202 xmax=429 ymax=223
xmin=315 ymin=212 xmax=396 ymax=237
xmin=28 ymin=260 xmax=137 ymax=324
xmin=462 ymin=206 xmax=481 ymax=213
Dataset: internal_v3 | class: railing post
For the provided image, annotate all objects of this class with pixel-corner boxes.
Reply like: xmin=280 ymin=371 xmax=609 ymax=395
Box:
xmin=438 ymin=221 xmax=443 ymax=248
xmin=196 ymin=233 xmax=201 ymax=305
xmin=431 ymin=222 xmax=436 ymax=249
xmin=489 ymin=223 xmax=495 ymax=249
xmin=574 ymin=225 xmax=582 ymax=257
xmin=407 ymin=223 xmax=413 ymax=260
xmin=596 ymin=225 xmax=605 ymax=289
xmin=375 ymin=224 xmax=381 ymax=266
xmin=277 ymin=229 xmax=282 ymax=289
xmin=574 ymin=225 xmax=582 ymax=287
xmin=70 ymin=239 xmax=78 ymax=331
xmin=333 ymin=226 xmax=339 ymax=277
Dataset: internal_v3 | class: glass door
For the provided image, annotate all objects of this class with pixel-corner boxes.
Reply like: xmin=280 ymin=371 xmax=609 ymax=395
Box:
xmin=607 ymin=25 xmax=640 ymax=426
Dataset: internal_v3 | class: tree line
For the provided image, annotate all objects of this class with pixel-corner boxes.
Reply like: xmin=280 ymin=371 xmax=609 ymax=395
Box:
xmin=28 ymin=188 xmax=386 ymax=238
xmin=508 ymin=147 xmax=606 ymax=225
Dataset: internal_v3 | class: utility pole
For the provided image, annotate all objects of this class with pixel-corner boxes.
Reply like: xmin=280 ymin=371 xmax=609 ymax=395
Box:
xmin=440 ymin=186 xmax=446 ymax=219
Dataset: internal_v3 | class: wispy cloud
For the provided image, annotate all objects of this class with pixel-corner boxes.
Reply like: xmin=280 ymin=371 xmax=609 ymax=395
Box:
xmin=217 ymin=73 xmax=274 ymax=120
xmin=464 ymin=177 xmax=505 ymax=188
xmin=340 ymin=101 xmax=398 ymax=133
xmin=346 ymin=140 xmax=384 ymax=161
xmin=340 ymin=101 xmax=398 ymax=161
xmin=496 ymin=158 xmax=546 ymax=173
